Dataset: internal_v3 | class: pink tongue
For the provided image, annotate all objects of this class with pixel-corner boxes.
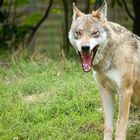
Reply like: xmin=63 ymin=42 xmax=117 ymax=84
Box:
xmin=82 ymin=53 xmax=92 ymax=72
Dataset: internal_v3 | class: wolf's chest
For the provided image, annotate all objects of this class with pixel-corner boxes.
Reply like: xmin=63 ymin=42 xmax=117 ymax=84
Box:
xmin=93 ymin=70 xmax=121 ymax=92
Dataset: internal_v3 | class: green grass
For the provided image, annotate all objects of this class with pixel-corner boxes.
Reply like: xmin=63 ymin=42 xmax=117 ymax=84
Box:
xmin=0 ymin=56 xmax=103 ymax=140
xmin=0 ymin=54 xmax=140 ymax=140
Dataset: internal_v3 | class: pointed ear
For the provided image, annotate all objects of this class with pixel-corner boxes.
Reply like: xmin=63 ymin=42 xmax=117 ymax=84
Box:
xmin=73 ymin=3 xmax=84 ymax=20
xmin=92 ymin=0 xmax=107 ymax=21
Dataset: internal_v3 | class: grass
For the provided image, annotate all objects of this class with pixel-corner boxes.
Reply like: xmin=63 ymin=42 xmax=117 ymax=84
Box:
xmin=0 ymin=51 xmax=140 ymax=140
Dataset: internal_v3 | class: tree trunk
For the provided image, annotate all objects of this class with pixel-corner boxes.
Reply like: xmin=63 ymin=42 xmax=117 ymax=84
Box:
xmin=133 ymin=0 xmax=140 ymax=36
xmin=0 ymin=0 xmax=4 ymax=7
xmin=62 ymin=0 xmax=70 ymax=56
xmin=85 ymin=0 xmax=90 ymax=14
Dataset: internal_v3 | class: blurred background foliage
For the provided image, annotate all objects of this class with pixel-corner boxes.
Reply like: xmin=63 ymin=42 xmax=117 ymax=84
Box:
xmin=0 ymin=0 xmax=139 ymax=59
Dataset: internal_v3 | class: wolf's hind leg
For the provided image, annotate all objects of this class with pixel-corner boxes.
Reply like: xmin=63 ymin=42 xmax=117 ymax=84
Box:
xmin=115 ymin=86 xmax=133 ymax=140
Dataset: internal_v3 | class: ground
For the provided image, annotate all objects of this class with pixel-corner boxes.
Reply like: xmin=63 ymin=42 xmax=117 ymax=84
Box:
xmin=0 ymin=50 xmax=140 ymax=140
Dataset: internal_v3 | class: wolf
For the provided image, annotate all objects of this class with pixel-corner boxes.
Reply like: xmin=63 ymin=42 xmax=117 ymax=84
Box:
xmin=69 ymin=1 xmax=140 ymax=140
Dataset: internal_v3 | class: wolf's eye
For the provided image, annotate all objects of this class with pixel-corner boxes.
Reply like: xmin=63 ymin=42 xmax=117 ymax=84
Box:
xmin=91 ymin=31 xmax=100 ymax=38
xmin=75 ymin=31 xmax=82 ymax=37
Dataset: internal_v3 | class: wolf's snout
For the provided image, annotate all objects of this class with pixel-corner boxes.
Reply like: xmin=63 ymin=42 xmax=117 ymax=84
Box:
xmin=81 ymin=45 xmax=90 ymax=52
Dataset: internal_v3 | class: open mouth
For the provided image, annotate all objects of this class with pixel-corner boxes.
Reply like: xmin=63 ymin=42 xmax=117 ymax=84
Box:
xmin=78 ymin=45 xmax=99 ymax=72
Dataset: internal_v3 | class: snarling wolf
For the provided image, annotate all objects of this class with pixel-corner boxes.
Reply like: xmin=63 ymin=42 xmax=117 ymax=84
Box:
xmin=69 ymin=1 xmax=140 ymax=140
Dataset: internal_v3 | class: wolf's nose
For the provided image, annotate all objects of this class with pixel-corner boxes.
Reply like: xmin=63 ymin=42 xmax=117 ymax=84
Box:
xmin=81 ymin=45 xmax=90 ymax=52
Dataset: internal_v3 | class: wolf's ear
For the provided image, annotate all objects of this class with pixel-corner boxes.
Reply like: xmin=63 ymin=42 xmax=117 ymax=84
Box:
xmin=92 ymin=0 xmax=107 ymax=21
xmin=73 ymin=3 xmax=84 ymax=20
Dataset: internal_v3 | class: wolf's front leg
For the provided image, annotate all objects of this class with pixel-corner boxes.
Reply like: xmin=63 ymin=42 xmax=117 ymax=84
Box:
xmin=115 ymin=87 xmax=133 ymax=140
xmin=99 ymin=87 xmax=114 ymax=140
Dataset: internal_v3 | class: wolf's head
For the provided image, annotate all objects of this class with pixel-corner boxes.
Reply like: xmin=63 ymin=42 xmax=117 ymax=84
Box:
xmin=69 ymin=0 xmax=109 ymax=72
